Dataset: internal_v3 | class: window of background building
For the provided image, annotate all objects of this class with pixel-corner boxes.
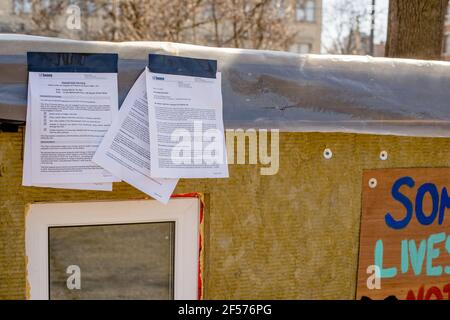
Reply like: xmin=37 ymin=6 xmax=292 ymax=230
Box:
xmin=298 ymin=43 xmax=312 ymax=53
xmin=86 ymin=1 xmax=97 ymax=14
xmin=26 ymin=199 xmax=200 ymax=300
xmin=13 ymin=0 xmax=32 ymax=14
xmin=203 ymin=3 xmax=214 ymax=19
xmin=296 ymin=0 xmax=315 ymax=22
xmin=446 ymin=35 xmax=450 ymax=54
xmin=290 ymin=42 xmax=312 ymax=54
xmin=447 ymin=2 xmax=450 ymax=23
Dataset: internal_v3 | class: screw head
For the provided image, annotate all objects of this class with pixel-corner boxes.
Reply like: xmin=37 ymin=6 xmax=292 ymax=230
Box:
xmin=369 ymin=178 xmax=377 ymax=188
xmin=380 ymin=151 xmax=388 ymax=161
xmin=323 ymin=148 xmax=333 ymax=159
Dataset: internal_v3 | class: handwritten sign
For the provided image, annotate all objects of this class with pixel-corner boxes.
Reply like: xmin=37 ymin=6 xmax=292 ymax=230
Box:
xmin=357 ymin=168 xmax=450 ymax=300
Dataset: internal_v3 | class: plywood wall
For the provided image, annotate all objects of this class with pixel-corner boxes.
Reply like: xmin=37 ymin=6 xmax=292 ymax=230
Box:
xmin=1 ymin=128 xmax=450 ymax=299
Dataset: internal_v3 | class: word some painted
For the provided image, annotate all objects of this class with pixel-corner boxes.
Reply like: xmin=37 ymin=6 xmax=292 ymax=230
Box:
xmin=385 ymin=177 xmax=449 ymax=229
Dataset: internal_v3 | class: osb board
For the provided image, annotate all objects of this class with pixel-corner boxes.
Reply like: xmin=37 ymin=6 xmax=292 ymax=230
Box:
xmin=1 ymin=128 xmax=450 ymax=299
xmin=357 ymin=168 xmax=450 ymax=300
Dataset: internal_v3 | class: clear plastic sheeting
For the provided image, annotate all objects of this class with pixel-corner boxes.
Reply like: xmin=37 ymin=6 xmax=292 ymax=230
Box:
xmin=0 ymin=34 xmax=450 ymax=137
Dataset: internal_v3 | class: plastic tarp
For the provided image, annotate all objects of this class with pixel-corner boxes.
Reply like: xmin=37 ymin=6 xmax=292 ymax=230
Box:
xmin=0 ymin=33 xmax=450 ymax=137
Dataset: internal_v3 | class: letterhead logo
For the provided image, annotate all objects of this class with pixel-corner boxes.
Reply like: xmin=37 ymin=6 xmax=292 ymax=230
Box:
xmin=152 ymin=75 xmax=165 ymax=81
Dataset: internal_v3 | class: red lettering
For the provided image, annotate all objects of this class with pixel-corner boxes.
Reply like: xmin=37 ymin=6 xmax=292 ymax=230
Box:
xmin=425 ymin=286 xmax=443 ymax=300
xmin=406 ymin=285 xmax=424 ymax=300
xmin=443 ymin=284 xmax=450 ymax=300
xmin=405 ymin=284 xmax=450 ymax=300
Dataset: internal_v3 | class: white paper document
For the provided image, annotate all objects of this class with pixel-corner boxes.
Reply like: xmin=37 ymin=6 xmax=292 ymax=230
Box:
xmin=28 ymin=71 xmax=120 ymax=184
xmin=23 ymin=84 xmax=113 ymax=191
xmin=146 ymin=68 xmax=228 ymax=178
xmin=93 ymin=71 xmax=178 ymax=203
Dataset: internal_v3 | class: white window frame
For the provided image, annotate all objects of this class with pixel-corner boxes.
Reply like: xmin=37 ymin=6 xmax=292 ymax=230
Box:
xmin=26 ymin=198 xmax=200 ymax=300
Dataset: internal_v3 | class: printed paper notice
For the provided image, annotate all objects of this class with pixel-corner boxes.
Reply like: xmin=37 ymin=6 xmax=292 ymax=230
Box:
xmin=23 ymin=85 xmax=113 ymax=191
xmin=146 ymin=68 xmax=228 ymax=178
xmin=29 ymin=71 xmax=120 ymax=184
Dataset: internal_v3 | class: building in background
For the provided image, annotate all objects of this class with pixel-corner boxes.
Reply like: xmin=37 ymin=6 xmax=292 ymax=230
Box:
xmin=0 ymin=0 xmax=322 ymax=54
xmin=288 ymin=0 xmax=322 ymax=54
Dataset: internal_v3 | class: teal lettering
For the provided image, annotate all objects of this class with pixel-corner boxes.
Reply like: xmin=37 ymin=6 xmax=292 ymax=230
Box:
xmin=374 ymin=239 xmax=397 ymax=278
xmin=426 ymin=232 xmax=445 ymax=276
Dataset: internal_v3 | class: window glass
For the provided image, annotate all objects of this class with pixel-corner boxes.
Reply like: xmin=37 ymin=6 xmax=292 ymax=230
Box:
xmin=296 ymin=1 xmax=305 ymax=21
xmin=48 ymin=222 xmax=175 ymax=300
xmin=447 ymin=2 xmax=450 ymax=23
xmin=289 ymin=43 xmax=311 ymax=54
xmin=13 ymin=0 xmax=32 ymax=14
xmin=305 ymin=0 xmax=315 ymax=22
xmin=296 ymin=0 xmax=315 ymax=22
xmin=446 ymin=35 xmax=450 ymax=54
xmin=298 ymin=43 xmax=311 ymax=54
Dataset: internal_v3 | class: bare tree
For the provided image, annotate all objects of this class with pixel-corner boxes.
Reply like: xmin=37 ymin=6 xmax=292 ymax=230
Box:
xmin=323 ymin=0 xmax=373 ymax=55
xmin=385 ymin=0 xmax=448 ymax=60
xmin=215 ymin=0 xmax=298 ymax=50
xmin=27 ymin=0 xmax=65 ymax=37
xmin=18 ymin=0 xmax=301 ymax=51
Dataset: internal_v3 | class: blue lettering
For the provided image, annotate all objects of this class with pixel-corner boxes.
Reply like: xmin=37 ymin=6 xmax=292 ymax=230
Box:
xmin=415 ymin=183 xmax=439 ymax=226
xmin=439 ymin=187 xmax=450 ymax=225
xmin=385 ymin=176 xmax=414 ymax=230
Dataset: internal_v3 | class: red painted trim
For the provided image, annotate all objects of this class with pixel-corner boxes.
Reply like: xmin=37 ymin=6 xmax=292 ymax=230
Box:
xmin=171 ymin=193 xmax=204 ymax=300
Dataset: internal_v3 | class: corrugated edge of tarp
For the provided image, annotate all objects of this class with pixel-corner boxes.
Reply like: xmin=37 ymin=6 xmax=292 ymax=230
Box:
xmin=1 ymin=34 xmax=450 ymax=138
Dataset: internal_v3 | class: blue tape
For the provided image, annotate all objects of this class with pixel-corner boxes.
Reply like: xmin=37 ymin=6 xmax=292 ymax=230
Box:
xmin=27 ymin=52 xmax=118 ymax=73
xmin=148 ymin=54 xmax=216 ymax=78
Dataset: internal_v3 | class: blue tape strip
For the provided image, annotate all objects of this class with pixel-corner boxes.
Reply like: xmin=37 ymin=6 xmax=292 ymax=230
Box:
xmin=148 ymin=54 xmax=217 ymax=78
xmin=27 ymin=52 xmax=118 ymax=73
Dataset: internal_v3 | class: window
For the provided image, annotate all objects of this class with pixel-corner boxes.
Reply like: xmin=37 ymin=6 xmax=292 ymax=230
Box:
xmin=203 ymin=3 xmax=214 ymax=20
xmin=290 ymin=43 xmax=312 ymax=54
xmin=296 ymin=0 xmax=315 ymax=22
xmin=298 ymin=43 xmax=312 ymax=54
xmin=447 ymin=2 xmax=450 ymax=23
xmin=86 ymin=1 xmax=97 ymax=14
xmin=446 ymin=35 xmax=450 ymax=54
xmin=26 ymin=198 xmax=200 ymax=300
xmin=13 ymin=0 xmax=32 ymax=14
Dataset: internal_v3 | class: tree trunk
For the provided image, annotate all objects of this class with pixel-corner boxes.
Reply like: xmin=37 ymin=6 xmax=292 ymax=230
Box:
xmin=385 ymin=0 xmax=448 ymax=60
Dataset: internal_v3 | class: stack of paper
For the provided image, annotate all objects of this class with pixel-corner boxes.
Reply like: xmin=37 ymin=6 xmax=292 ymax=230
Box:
xmin=23 ymin=53 xmax=229 ymax=204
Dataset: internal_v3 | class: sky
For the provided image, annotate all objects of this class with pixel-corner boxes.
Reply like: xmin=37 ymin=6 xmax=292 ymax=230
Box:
xmin=321 ymin=0 xmax=389 ymax=53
